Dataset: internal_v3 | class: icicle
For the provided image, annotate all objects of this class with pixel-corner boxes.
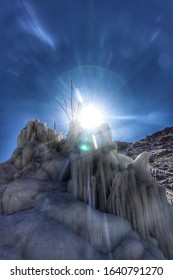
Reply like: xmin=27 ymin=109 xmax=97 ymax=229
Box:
xmin=69 ymin=149 xmax=173 ymax=259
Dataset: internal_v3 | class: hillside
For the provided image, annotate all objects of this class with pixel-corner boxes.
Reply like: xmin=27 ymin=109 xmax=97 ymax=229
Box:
xmin=117 ymin=127 xmax=173 ymax=189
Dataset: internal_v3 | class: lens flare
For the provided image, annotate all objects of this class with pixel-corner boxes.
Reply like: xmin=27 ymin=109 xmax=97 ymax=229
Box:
xmin=75 ymin=89 xmax=83 ymax=104
xmin=92 ymin=134 xmax=98 ymax=149
xmin=79 ymin=143 xmax=91 ymax=152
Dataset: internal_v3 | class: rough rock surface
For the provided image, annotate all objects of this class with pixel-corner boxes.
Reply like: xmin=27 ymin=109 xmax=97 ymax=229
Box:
xmin=117 ymin=126 xmax=173 ymax=189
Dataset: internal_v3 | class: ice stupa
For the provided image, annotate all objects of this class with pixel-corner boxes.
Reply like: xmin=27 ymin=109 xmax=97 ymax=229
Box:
xmin=0 ymin=99 xmax=172 ymax=259
xmin=67 ymin=117 xmax=173 ymax=259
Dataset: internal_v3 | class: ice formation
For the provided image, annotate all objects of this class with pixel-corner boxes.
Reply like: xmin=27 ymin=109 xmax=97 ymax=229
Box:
xmin=0 ymin=190 xmax=166 ymax=260
xmin=68 ymin=123 xmax=173 ymax=258
xmin=0 ymin=119 xmax=172 ymax=259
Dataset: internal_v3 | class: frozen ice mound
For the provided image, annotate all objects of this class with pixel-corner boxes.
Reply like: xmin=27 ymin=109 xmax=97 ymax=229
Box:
xmin=35 ymin=192 xmax=132 ymax=254
xmin=0 ymin=120 xmax=171 ymax=259
xmin=2 ymin=178 xmax=56 ymax=214
xmin=0 ymin=209 xmax=101 ymax=260
xmin=69 ymin=149 xmax=173 ymax=258
xmin=0 ymin=191 xmax=166 ymax=260
xmin=0 ymin=246 xmax=22 ymax=260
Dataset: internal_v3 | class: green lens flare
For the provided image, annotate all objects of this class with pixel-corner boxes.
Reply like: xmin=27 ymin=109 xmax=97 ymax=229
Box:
xmin=79 ymin=143 xmax=91 ymax=152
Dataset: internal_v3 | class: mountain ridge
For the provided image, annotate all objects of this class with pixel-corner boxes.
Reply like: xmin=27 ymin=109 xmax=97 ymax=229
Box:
xmin=117 ymin=126 xmax=173 ymax=189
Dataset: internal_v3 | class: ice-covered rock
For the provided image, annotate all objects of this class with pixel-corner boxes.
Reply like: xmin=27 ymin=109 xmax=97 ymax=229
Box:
xmin=41 ymin=157 xmax=70 ymax=182
xmin=0 ymin=209 xmax=102 ymax=260
xmin=112 ymin=232 xmax=165 ymax=260
xmin=35 ymin=192 xmax=132 ymax=254
xmin=7 ymin=120 xmax=70 ymax=183
xmin=22 ymin=144 xmax=34 ymax=167
xmin=0 ymin=121 xmax=172 ymax=260
xmin=17 ymin=119 xmax=63 ymax=150
xmin=0 ymin=246 xmax=23 ymax=260
xmin=0 ymin=191 xmax=167 ymax=260
xmin=2 ymin=178 xmax=56 ymax=214
xmin=133 ymin=151 xmax=152 ymax=183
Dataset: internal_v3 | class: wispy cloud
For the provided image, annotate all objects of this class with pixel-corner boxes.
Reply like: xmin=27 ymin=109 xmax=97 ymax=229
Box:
xmin=18 ymin=0 xmax=55 ymax=49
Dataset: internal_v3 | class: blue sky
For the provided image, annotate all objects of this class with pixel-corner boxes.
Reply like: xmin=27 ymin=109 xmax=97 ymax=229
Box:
xmin=0 ymin=0 xmax=173 ymax=162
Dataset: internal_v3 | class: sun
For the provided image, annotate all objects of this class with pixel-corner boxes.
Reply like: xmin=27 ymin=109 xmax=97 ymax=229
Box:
xmin=78 ymin=104 xmax=103 ymax=130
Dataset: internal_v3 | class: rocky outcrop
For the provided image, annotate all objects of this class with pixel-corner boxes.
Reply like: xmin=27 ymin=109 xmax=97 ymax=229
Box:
xmin=0 ymin=161 xmax=19 ymax=185
xmin=117 ymin=127 xmax=173 ymax=189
